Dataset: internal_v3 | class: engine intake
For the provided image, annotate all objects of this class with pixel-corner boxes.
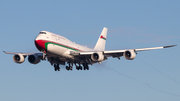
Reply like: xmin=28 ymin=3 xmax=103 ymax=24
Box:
xmin=91 ymin=52 xmax=104 ymax=62
xmin=13 ymin=54 xmax=25 ymax=63
xmin=28 ymin=54 xmax=40 ymax=64
xmin=123 ymin=50 xmax=136 ymax=60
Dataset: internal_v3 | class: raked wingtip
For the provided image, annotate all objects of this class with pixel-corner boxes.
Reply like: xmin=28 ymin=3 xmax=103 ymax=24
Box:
xmin=163 ymin=45 xmax=177 ymax=48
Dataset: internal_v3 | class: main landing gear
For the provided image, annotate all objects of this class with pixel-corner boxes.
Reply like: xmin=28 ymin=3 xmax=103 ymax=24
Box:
xmin=66 ymin=66 xmax=73 ymax=71
xmin=53 ymin=63 xmax=89 ymax=71
xmin=66 ymin=63 xmax=73 ymax=71
xmin=54 ymin=64 xmax=60 ymax=71
xmin=76 ymin=65 xmax=82 ymax=70
xmin=83 ymin=63 xmax=89 ymax=70
xmin=76 ymin=63 xmax=89 ymax=70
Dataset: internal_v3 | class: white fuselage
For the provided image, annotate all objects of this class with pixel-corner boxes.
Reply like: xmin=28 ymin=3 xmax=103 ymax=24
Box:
xmin=35 ymin=31 xmax=94 ymax=59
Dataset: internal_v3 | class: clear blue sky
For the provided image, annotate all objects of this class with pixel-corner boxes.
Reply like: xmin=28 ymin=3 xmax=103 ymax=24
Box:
xmin=0 ymin=0 xmax=180 ymax=101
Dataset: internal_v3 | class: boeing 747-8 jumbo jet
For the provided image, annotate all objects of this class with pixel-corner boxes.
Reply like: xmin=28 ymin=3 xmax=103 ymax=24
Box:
xmin=4 ymin=27 xmax=176 ymax=71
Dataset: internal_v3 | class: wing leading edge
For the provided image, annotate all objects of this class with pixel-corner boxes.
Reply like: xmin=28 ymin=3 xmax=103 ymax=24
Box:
xmin=3 ymin=51 xmax=43 ymax=56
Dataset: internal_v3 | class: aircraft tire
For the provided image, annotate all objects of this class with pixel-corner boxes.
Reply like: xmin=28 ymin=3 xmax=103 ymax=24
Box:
xmin=76 ymin=66 xmax=79 ymax=70
xmin=54 ymin=64 xmax=57 ymax=71
xmin=70 ymin=66 xmax=73 ymax=70
xmin=66 ymin=66 xmax=69 ymax=71
xmin=79 ymin=66 xmax=82 ymax=70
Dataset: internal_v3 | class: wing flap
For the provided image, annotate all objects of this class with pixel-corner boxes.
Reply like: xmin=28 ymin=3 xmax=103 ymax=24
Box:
xmin=70 ymin=51 xmax=95 ymax=56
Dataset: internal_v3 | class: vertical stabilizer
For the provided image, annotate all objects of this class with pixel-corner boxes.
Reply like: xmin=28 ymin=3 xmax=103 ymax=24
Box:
xmin=94 ymin=27 xmax=108 ymax=51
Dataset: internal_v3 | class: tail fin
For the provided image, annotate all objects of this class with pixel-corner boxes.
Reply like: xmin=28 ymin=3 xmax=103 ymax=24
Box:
xmin=94 ymin=27 xmax=108 ymax=51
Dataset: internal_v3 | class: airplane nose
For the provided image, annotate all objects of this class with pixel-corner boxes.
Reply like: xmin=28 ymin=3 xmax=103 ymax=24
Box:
xmin=35 ymin=39 xmax=47 ymax=52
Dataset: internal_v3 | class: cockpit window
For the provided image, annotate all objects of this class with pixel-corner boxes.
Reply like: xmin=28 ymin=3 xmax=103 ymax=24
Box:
xmin=39 ymin=32 xmax=46 ymax=34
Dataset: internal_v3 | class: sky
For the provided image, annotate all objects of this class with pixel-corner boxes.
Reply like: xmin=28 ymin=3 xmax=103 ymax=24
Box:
xmin=0 ymin=0 xmax=180 ymax=101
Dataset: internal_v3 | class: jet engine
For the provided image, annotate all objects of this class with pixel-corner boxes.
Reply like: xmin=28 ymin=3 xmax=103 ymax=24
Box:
xmin=28 ymin=54 xmax=40 ymax=64
xmin=123 ymin=50 xmax=136 ymax=60
xmin=91 ymin=52 xmax=104 ymax=62
xmin=13 ymin=54 xmax=26 ymax=63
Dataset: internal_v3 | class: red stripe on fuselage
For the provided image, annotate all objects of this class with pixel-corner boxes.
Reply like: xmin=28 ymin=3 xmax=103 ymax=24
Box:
xmin=35 ymin=39 xmax=82 ymax=52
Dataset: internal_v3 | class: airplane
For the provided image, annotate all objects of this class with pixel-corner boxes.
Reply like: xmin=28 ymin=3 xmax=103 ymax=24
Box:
xmin=4 ymin=27 xmax=176 ymax=71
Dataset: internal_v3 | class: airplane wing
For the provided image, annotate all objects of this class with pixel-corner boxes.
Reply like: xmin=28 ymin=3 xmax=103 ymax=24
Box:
xmin=104 ymin=45 xmax=176 ymax=58
xmin=4 ymin=45 xmax=176 ymax=65
xmin=3 ymin=51 xmax=45 ymax=64
xmin=3 ymin=51 xmax=43 ymax=56
xmin=71 ymin=45 xmax=177 ymax=59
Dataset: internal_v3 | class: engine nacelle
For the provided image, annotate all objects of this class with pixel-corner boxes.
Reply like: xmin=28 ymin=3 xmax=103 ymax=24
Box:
xmin=28 ymin=54 xmax=40 ymax=64
xmin=13 ymin=54 xmax=25 ymax=64
xmin=123 ymin=50 xmax=136 ymax=60
xmin=91 ymin=52 xmax=104 ymax=62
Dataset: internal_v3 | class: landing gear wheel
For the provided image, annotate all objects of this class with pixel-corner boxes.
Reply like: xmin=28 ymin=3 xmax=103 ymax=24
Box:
xmin=57 ymin=64 xmax=60 ymax=71
xmin=54 ymin=64 xmax=57 ymax=71
xmin=83 ymin=63 xmax=89 ymax=70
xmin=76 ymin=65 xmax=83 ymax=70
xmin=54 ymin=64 xmax=60 ymax=71
xmin=80 ymin=66 xmax=82 ymax=70
xmin=66 ymin=66 xmax=69 ymax=71
xmin=69 ymin=66 xmax=73 ymax=70
xmin=76 ymin=66 xmax=79 ymax=70
xmin=66 ymin=62 xmax=73 ymax=71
